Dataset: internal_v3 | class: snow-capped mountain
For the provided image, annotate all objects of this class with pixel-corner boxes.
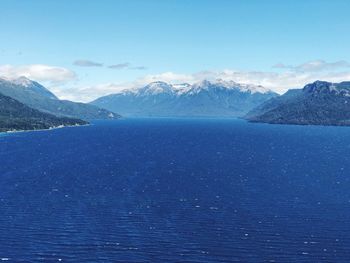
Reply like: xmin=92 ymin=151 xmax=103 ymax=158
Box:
xmin=2 ymin=76 xmax=58 ymax=100
xmin=0 ymin=77 xmax=119 ymax=120
xmin=91 ymin=80 xmax=278 ymax=117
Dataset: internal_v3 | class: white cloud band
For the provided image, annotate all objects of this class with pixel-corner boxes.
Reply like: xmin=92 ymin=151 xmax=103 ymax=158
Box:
xmin=0 ymin=64 xmax=76 ymax=84
xmin=2 ymin=60 xmax=350 ymax=103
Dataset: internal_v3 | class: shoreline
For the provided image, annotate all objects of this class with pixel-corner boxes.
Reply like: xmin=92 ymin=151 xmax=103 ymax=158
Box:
xmin=0 ymin=123 xmax=91 ymax=136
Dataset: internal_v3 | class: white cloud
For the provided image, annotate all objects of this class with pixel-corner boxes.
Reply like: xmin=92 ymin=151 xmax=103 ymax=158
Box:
xmin=55 ymin=66 xmax=350 ymax=102
xmin=5 ymin=60 xmax=350 ymax=103
xmin=58 ymin=72 xmax=200 ymax=102
xmin=138 ymin=71 xmax=197 ymax=84
xmin=50 ymin=83 xmax=128 ymax=102
xmin=0 ymin=64 xmax=76 ymax=84
xmin=129 ymin=67 xmax=350 ymax=95
xmin=273 ymin=60 xmax=350 ymax=72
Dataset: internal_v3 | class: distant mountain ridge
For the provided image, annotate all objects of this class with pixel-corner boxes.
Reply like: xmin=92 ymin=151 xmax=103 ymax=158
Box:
xmin=0 ymin=92 xmax=87 ymax=132
xmin=246 ymin=80 xmax=350 ymax=126
xmin=0 ymin=77 xmax=120 ymax=120
xmin=91 ymin=79 xmax=278 ymax=117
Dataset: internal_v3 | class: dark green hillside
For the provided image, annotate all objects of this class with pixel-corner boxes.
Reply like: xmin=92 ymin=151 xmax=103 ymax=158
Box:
xmin=0 ymin=93 xmax=87 ymax=132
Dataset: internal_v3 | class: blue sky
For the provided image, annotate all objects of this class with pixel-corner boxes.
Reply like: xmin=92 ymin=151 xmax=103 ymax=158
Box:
xmin=1 ymin=0 xmax=350 ymax=101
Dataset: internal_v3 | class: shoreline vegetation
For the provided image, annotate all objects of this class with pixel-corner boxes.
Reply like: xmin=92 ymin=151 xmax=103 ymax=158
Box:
xmin=0 ymin=123 xmax=90 ymax=135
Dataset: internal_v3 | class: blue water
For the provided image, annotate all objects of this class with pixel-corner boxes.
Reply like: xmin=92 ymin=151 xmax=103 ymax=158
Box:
xmin=1 ymin=118 xmax=350 ymax=262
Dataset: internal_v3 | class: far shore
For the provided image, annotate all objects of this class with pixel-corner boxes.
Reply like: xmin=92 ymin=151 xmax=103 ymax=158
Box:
xmin=0 ymin=123 xmax=90 ymax=136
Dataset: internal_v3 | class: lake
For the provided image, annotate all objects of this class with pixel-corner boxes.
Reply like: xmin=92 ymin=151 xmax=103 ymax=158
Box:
xmin=1 ymin=118 xmax=350 ymax=262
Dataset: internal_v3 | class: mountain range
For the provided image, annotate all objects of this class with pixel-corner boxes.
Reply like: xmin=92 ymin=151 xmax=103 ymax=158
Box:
xmin=2 ymin=76 xmax=350 ymax=132
xmin=0 ymin=77 xmax=119 ymax=120
xmin=245 ymin=81 xmax=350 ymax=126
xmin=91 ymin=80 xmax=278 ymax=117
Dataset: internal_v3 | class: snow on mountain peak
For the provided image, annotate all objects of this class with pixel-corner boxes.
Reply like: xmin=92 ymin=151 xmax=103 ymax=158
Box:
xmin=172 ymin=83 xmax=191 ymax=94
xmin=0 ymin=76 xmax=33 ymax=87
xmin=139 ymin=81 xmax=175 ymax=95
xmin=113 ymin=79 xmax=272 ymax=97
xmin=189 ymin=79 xmax=271 ymax=94
xmin=92 ymin=79 xmax=279 ymax=118
xmin=11 ymin=76 xmax=34 ymax=87
xmin=0 ymin=76 xmax=58 ymax=100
